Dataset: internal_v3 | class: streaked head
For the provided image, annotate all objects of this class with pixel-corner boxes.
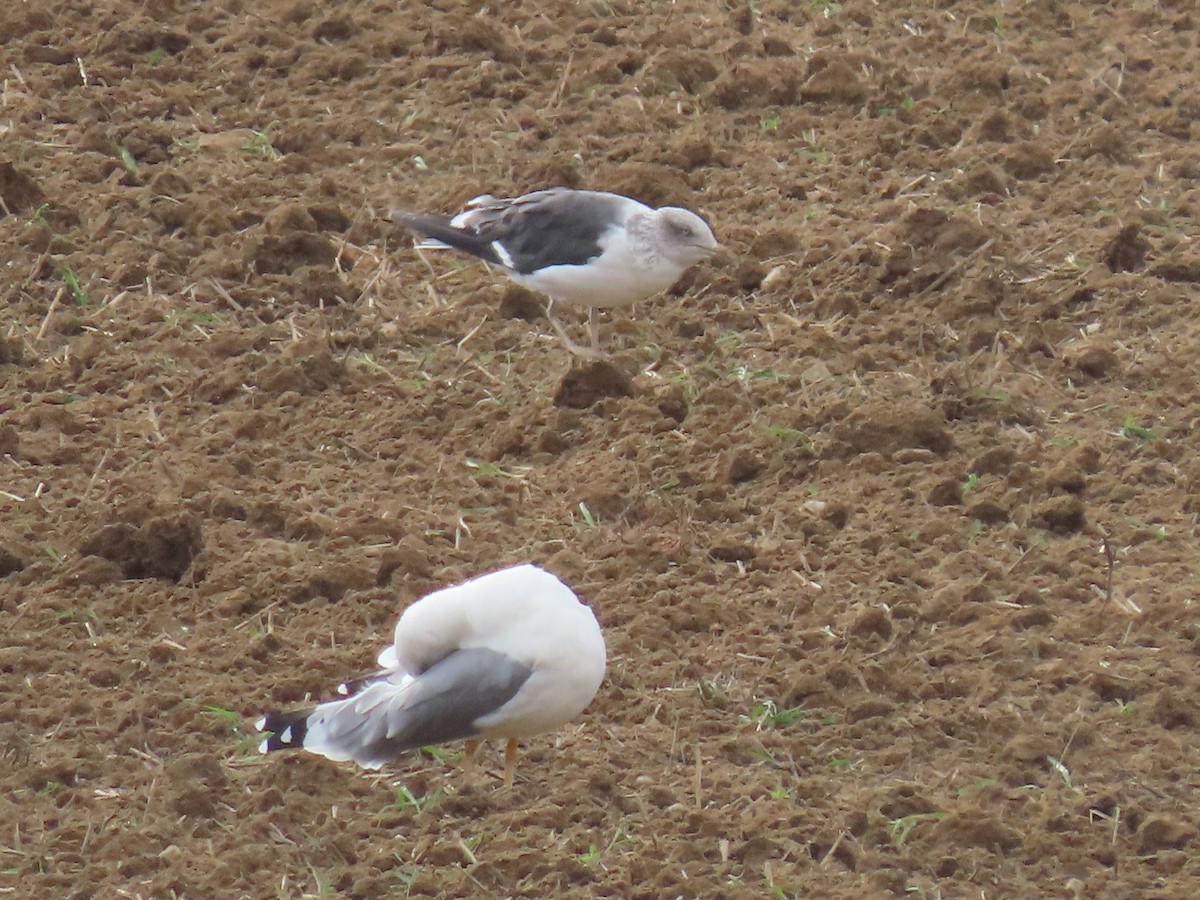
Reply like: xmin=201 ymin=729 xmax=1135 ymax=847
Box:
xmin=655 ymin=207 xmax=721 ymax=267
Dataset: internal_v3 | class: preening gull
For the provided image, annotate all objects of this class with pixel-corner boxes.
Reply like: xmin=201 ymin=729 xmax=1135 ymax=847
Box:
xmin=256 ymin=563 xmax=606 ymax=786
xmin=392 ymin=187 xmax=720 ymax=355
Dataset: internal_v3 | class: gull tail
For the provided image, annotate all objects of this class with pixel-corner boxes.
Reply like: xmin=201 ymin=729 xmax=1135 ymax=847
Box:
xmin=390 ymin=210 xmax=504 ymax=266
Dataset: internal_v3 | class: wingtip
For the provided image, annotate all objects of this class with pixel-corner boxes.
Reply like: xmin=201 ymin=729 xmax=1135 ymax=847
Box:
xmin=256 ymin=710 xmax=310 ymax=753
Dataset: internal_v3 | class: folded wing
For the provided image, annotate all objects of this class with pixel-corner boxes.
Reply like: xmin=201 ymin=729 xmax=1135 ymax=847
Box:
xmin=259 ymin=647 xmax=533 ymax=769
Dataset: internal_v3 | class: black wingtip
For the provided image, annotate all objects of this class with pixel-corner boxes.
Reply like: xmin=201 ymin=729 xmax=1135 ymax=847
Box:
xmin=389 ymin=212 xmax=501 ymax=265
xmin=256 ymin=710 xmax=310 ymax=753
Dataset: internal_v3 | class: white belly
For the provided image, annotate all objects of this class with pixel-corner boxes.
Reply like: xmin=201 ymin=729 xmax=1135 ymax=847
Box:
xmin=512 ymin=230 xmax=683 ymax=308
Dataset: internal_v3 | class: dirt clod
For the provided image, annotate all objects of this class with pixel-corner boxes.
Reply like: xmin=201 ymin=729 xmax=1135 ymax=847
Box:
xmin=725 ymin=449 xmax=764 ymax=483
xmin=933 ymin=812 xmax=1022 ymax=852
xmin=1104 ymin=225 xmax=1151 ymax=272
xmin=79 ymin=514 xmax=202 ymax=582
xmin=499 ymin=285 xmax=546 ymax=321
xmin=1033 ymin=496 xmax=1086 ymax=533
xmin=928 ymin=478 xmax=964 ymax=507
xmin=803 ymin=59 xmax=869 ymax=104
xmin=4 ymin=3 xmax=1199 ymax=898
xmin=1137 ymin=815 xmax=1192 ymax=854
xmin=0 ymin=545 xmax=25 ymax=577
xmin=553 ymin=361 xmax=633 ymax=409
xmin=0 ymin=162 xmax=46 ymax=216
xmin=249 ymin=231 xmax=337 ymax=275
xmin=834 ymin=400 xmax=953 ymax=456
xmin=1046 ymin=462 xmax=1086 ymax=495
xmin=1072 ymin=345 xmax=1120 ymax=379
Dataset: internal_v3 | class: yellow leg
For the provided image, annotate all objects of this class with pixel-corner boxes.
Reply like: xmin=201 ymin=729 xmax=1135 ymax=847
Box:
xmin=502 ymin=738 xmax=519 ymax=787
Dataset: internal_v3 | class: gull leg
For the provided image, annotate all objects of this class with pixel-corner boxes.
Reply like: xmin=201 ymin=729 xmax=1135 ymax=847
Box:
xmin=502 ymin=738 xmax=519 ymax=787
xmin=545 ymin=301 xmax=603 ymax=360
xmin=463 ymin=738 xmax=481 ymax=780
xmin=588 ymin=307 xmax=602 ymax=355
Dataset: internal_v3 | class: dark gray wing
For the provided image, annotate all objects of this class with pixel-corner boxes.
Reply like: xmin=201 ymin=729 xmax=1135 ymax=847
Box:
xmin=469 ymin=189 xmax=627 ymax=274
xmin=259 ymin=647 xmax=533 ymax=767
xmin=371 ymin=646 xmax=532 ymax=751
xmin=394 ymin=189 xmax=629 ymax=275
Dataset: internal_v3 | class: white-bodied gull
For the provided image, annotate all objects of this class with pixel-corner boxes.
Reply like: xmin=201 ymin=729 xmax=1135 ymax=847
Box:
xmin=256 ymin=563 xmax=606 ymax=786
xmin=392 ymin=187 xmax=720 ymax=355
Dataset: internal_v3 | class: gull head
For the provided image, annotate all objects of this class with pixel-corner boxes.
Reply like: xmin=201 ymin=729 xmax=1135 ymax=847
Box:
xmin=655 ymin=207 xmax=721 ymax=268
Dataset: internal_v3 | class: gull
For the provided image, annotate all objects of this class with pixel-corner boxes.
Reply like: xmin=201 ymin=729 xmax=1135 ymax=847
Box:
xmin=256 ymin=563 xmax=606 ymax=787
xmin=392 ymin=187 xmax=720 ymax=355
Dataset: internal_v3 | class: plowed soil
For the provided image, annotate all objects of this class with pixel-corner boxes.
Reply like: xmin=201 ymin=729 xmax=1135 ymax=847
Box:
xmin=4 ymin=1 xmax=1200 ymax=897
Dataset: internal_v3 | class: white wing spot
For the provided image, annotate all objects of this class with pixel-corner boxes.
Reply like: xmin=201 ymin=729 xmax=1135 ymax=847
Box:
xmin=491 ymin=240 xmax=515 ymax=269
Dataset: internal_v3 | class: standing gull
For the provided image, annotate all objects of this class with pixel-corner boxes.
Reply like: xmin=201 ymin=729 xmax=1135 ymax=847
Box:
xmin=392 ymin=187 xmax=720 ymax=355
xmin=256 ymin=563 xmax=606 ymax=786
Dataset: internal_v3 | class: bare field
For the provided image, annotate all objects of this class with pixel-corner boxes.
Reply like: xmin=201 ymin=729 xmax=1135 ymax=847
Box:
xmin=3 ymin=1 xmax=1200 ymax=897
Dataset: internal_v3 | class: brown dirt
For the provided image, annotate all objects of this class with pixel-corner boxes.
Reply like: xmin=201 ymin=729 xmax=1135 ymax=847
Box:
xmin=3 ymin=1 xmax=1200 ymax=897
